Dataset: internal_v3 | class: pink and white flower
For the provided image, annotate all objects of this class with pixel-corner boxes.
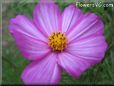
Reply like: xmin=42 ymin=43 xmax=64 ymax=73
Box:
xmin=9 ymin=0 xmax=107 ymax=84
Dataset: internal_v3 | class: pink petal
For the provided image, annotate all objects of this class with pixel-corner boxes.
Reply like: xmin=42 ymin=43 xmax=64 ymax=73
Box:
xmin=67 ymin=13 xmax=104 ymax=43
xmin=21 ymin=53 xmax=61 ymax=84
xmin=58 ymin=52 xmax=91 ymax=78
xmin=66 ymin=34 xmax=107 ymax=64
xmin=33 ymin=1 xmax=61 ymax=36
xmin=61 ymin=5 xmax=83 ymax=32
xmin=9 ymin=15 xmax=50 ymax=60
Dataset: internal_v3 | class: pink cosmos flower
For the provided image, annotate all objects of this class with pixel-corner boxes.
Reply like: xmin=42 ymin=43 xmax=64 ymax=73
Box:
xmin=9 ymin=0 xmax=107 ymax=85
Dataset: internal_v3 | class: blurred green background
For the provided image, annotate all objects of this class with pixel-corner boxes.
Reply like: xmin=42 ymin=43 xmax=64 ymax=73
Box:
xmin=2 ymin=0 xmax=114 ymax=85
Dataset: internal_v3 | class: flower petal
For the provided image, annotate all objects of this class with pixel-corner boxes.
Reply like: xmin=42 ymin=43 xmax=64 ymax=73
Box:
xmin=62 ymin=5 xmax=83 ymax=32
xmin=58 ymin=52 xmax=91 ymax=78
xmin=66 ymin=34 xmax=107 ymax=64
xmin=21 ymin=53 xmax=61 ymax=84
xmin=9 ymin=15 xmax=50 ymax=60
xmin=67 ymin=13 xmax=104 ymax=42
xmin=33 ymin=1 xmax=61 ymax=36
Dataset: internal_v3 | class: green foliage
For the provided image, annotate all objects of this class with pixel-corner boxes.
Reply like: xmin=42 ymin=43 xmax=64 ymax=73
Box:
xmin=2 ymin=0 xmax=114 ymax=85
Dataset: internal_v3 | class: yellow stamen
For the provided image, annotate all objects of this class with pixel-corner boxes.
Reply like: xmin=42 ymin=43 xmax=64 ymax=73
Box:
xmin=48 ymin=32 xmax=67 ymax=52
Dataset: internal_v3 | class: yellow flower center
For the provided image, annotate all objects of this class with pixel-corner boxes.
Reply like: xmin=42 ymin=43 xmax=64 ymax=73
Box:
xmin=48 ymin=32 xmax=67 ymax=52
